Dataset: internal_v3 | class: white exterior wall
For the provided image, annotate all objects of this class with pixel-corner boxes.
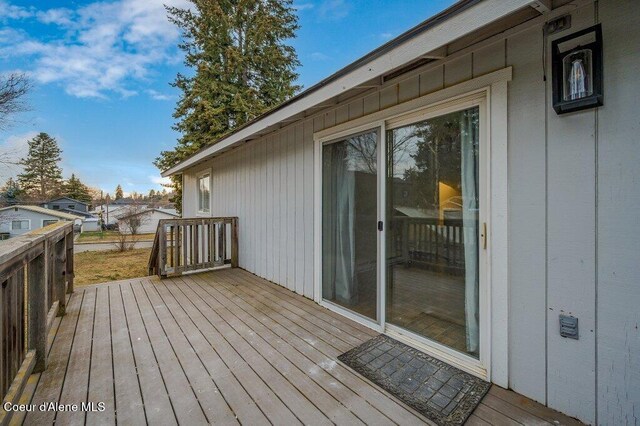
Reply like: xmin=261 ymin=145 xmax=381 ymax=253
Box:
xmin=182 ymin=2 xmax=639 ymax=423
xmin=0 ymin=209 xmax=71 ymax=237
xmin=117 ymin=211 xmax=177 ymax=235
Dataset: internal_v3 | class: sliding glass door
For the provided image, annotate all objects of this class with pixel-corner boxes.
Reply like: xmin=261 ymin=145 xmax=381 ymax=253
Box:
xmin=386 ymin=106 xmax=481 ymax=359
xmin=321 ymin=130 xmax=378 ymax=321
xmin=318 ymin=103 xmax=485 ymax=364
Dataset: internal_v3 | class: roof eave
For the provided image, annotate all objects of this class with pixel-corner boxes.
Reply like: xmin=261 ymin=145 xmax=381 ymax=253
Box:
xmin=162 ymin=0 xmax=535 ymax=177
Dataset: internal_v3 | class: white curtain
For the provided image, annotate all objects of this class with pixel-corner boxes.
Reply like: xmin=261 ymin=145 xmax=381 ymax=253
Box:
xmin=461 ymin=109 xmax=479 ymax=354
xmin=322 ymin=143 xmax=358 ymax=305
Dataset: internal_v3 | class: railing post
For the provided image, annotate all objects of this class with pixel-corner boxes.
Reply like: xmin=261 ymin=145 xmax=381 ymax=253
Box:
xmin=402 ymin=219 xmax=409 ymax=264
xmin=55 ymin=239 xmax=66 ymax=316
xmin=65 ymin=230 xmax=74 ymax=294
xmin=158 ymin=224 xmax=166 ymax=277
xmin=28 ymin=249 xmax=47 ymax=373
xmin=231 ymin=217 xmax=238 ymax=268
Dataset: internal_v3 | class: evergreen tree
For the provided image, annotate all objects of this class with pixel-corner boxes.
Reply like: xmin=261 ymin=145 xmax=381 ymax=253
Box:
xmin=115 ymin=184 xmax=124 ymax=200
xmin=63 ymin=174 xmax=92 ymax=203
xmin=17 ymin=132 xmax=63 ymax=201
xmin=0 ymin=177 xmax=23 ymax=206
xmin=154 ymin=0 xmax=301 ymax=212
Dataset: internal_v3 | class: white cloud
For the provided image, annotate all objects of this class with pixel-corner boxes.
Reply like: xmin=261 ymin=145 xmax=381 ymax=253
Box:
xmin=380 ymin=32 xmax=394 ymax=40
xmin=146 ymin=89 xmax=172 ymax=101
xmin=150 ymin=175 xmax=171 ymax=186
xmin=310 ymin=52 xmax=330 ymax=61
xmin=294 ymin=2 xmax=314 ymax=11
xmin=36 ymin=8 xmax=74 ymax=26
xmin=0 ymin=1 xmax=33 ymax=20
xmin=318 ymin=0 xmax=350 ymax=20
xmin=0 ymin=0 xmax=192 ymax=98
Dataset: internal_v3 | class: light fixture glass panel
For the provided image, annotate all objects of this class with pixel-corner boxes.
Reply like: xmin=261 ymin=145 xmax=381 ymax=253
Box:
xmin=562 ymin=48 xmax=593 ymax=101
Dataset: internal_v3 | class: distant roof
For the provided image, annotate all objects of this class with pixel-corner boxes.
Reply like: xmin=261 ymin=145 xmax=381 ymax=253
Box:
xmin=117 ymin=208 xmax=179 ymax=220
xmin=57 ymin=207 xmax=94 ymax=218
xmin=44 ymin=197 xmax=89 ymax=205
xmin=0 ymin=205 xmax=82 ymax=221
xmin=111 ymin=198 xmax=140 ymax=205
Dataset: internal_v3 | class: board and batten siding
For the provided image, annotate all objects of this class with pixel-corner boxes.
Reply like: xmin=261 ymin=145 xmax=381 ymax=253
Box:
xmin=597 ymin=1 xmax=640 ymax=424
xmin=181 ymin=2 xmax=639 ymax=423
xmin=183 ymin=122 xmax=316 ymax=299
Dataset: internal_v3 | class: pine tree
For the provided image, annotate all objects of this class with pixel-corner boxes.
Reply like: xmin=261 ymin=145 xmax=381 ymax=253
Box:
xmin=17 ymin=132 xmax=63 ymax=201
xmin=63 ymin=174 xmax=92 ymax=203
xmin=115 ymin=185 xmax=124 ymax=200
xmin=154 ymin=0 xmax=301 ymax=212
xmin=0 ymin=177 xmax=23 ymax=206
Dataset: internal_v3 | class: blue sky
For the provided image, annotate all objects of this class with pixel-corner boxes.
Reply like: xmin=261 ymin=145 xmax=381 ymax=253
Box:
xmin=0 ymin=0 xmax=455 ymax=196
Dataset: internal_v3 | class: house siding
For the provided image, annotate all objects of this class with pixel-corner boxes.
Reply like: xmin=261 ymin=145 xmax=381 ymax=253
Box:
xmin=0 ymin=209 xmax=69 ymax=237
xmin=596 ymin=1 xmax=640 ymax=424
xmin=181 ymin=2 xmax=639 ymax=423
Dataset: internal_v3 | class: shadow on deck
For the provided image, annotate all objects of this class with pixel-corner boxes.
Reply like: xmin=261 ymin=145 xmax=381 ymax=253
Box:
xmin=16 ymin=269 xmax=581 ymax=425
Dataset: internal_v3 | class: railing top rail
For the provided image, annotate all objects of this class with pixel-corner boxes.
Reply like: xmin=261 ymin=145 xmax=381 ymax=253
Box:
xmin=157 ymin=216 xmax=238 ymax=225
xmin=0 ymin=221 xmax=72 ymax=266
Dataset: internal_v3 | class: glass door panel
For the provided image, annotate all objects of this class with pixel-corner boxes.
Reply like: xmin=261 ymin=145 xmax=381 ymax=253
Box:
xmin=322 ymin=130 xmax=378 ymax=321
xmin=386 ymin=107 xmax=480 ymax=358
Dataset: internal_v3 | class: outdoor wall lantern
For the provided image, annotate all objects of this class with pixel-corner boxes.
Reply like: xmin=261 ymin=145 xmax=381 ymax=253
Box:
xmin=552 ymin=24 xmax=603 ymax=114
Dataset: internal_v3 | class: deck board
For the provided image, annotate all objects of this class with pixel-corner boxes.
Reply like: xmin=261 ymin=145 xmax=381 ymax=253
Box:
xmin=120 ymin=282 xmax=177 ymax=425
xmin=25 ymin=291 xmax=83 ymax=425
xmin=178 ymin=275 xmax=368 ymax=425
xmin=19 ymin=269 xmax=584 ymax=425
xmin=107 ymin=284 xmax=146 ymax=426
xmin=56 ymin=288 xmax=96 ymax=426
xmin=187 ymin=273 xmax=409 ymax=425
xmin=162 ymin=276 xmax=301 ymax=425
xmin=139 ymin=280 xmax=239 ymax=425
xmin=129 ymin=280 xmax=209 ymax=425
xmin=152 ymin=279 xmax=270 ymax=425
xmin=189 ymin=272 xmax=429 ymax=425
xmin=172 ymin=276 xmax=324 ymax=425
xmin=86 ymin=286 xmax=116 ymax=425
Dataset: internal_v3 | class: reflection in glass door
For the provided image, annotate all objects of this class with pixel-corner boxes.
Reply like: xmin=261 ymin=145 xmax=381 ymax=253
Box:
xmin=322 ymin=130 xmax=378 ymax=321
xmin=386 ymin=107 xmax=480 ymax=358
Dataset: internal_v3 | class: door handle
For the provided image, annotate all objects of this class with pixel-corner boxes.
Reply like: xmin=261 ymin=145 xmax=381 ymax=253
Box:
xmin=481 ymin=222 xmax=487 ymax=249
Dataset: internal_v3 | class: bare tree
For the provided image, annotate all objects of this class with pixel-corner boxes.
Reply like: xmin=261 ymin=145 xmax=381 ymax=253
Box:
xmin=0 ymin=73 xmax=31 ymax=131
xmin=117 ymin=204 xmax=149 ymax=237
xmin=113 ymin=232 xmax=134 ymax=252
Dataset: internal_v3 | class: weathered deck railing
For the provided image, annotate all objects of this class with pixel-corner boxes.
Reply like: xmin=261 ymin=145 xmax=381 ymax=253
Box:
xmin=148 ymin=217 xmax=238 ymax=278
xmin=390 ymin=217 xmax=466 ymax=274
xmin=0 ymin=221 xmax=74 ymax=424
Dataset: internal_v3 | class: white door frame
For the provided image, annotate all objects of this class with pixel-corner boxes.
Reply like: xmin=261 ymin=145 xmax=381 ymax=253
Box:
xmin=313 ymin=67 xmax=510 ymax=386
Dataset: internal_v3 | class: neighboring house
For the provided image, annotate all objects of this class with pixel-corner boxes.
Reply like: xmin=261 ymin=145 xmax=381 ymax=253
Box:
xmin=0 ymin=205 xmax=81 ymax=238
xmin=41 ymin=197 xmax=94 ymax=218
xmin=117 ymin=208 xmax=179 ymax=234
xmin=161 ymin=1 xmax=640 ymax=424
xmin=92 ymin=204 xmax=148 ymax=225
xmin=81 ymin=217 xmax=101 ymax=232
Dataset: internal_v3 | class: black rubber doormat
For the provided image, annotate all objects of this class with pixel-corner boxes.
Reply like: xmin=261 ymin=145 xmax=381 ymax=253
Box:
xmin=338 ymin=335 xmax=490 ymax=426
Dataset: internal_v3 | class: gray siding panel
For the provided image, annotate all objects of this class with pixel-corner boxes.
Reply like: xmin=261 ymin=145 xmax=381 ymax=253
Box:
xmin=545 ymin=5 xmax=596 ymax=423
xmin=597 ymin=1 xmax=640 ymax=424
xmin=419 ymin=65 xmax=444 ymax=96
xmin=444 ymin=54 xmax=472 ymax=87
xmin=472 ymin=41 xmax=505 ymax=77
xmin=506 ymin=25 xmax=547 ymax=405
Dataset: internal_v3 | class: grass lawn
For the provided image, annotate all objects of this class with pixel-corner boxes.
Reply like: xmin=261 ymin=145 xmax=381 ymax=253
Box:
xmin=74 ymin=248 xmax=151 ymax=285
xmin=77 ymin=231 xmax=155 ymax=243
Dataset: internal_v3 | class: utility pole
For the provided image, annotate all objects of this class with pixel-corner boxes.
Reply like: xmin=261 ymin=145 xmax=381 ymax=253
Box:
xmin=105 ymin=194 xmax=110 ymax=228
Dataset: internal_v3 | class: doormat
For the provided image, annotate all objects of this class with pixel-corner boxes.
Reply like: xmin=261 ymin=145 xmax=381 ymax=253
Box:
xmin=337 ymin=335 xmax=490 ymax=426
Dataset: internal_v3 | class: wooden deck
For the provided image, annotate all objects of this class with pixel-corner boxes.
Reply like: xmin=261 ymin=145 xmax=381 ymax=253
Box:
xmin=16 ymin=269 xmax=582 ymax=425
